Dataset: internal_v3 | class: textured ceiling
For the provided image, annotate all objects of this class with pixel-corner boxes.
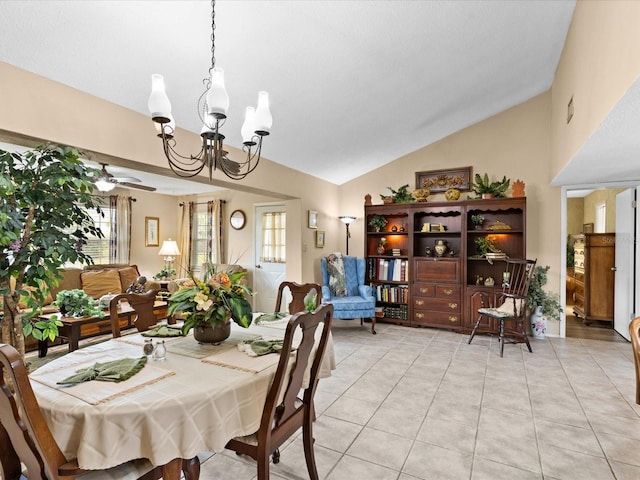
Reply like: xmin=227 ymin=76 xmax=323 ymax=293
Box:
xmin=0 ymin=0 xmax=577 ymax=190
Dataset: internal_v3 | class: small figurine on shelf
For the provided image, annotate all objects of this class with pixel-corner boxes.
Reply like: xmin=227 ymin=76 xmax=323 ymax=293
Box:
xmin=377 ymin=237 xmax=387 ymax=255
xmin=425 ymin=246 xmax=433 ymax=257
xmin=471 ymin=214 xmax=485 ymax=230
xmin=475 ymin=275 xmax=484 ymax=285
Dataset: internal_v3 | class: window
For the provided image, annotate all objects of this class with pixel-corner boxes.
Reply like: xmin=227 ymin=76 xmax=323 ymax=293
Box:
xmin=189 ymin=200 xmax=222 ymax=272
xmin=261 ymin=211 xmax=286 ymax=263
xmin=596 ymin=202 xmax=606 ymax=233
xmin=84 ymin=206 xmax=112 ymax=264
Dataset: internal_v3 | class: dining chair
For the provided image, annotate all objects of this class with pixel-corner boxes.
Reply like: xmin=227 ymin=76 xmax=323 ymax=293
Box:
xmin=109 ymin=289 xmax=160 ymax=337
xmin=629 ymin=316 xmax=640 ymax=404
xmin=467 ymin=258 xmax=537 ymax=357
xmin=0 ymin=343 xmax=163 ymax=480
xmin=225 ymin=303 xmax=334 ymax=480
xmin=274 ymin=281 xmax=322 ymax=314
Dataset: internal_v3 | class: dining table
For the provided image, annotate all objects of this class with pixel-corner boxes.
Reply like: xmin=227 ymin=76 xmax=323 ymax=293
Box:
xmin=29 ymin=313 xmax=336 ymax=480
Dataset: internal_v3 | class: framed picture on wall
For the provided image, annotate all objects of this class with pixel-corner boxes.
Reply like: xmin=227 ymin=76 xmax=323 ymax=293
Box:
xmin=315 ymin=230 xmax=325 ymax=248
xmin=583 ymin=223 xmax=594 ymax=234
xmin=308 ymin=210 xmax=318 ymax=229
xmin=145 ymin=217 xmax=159 ymax=246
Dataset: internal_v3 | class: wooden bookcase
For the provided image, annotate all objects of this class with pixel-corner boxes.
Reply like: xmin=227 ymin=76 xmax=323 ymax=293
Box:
xmin=364 ymin=197 xmax=527 ymax=330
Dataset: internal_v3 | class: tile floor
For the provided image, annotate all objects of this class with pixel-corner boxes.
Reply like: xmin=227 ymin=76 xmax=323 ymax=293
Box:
xmin=198 ymin=321 xmax=640 ymax=480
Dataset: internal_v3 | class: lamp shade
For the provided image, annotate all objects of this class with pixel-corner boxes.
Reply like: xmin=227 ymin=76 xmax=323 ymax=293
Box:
xmin=148 ymin=74 xmax=172 ymax=122
xmin=339 ymin=216 xmax=356 ymax=225
xmin=158 ymin=239 xmax=181 ymax=257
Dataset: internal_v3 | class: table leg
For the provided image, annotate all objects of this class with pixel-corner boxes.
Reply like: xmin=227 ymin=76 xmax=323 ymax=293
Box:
xmin=161 ymin=458 xmax=183 ymax=480
xmin=183 ymin=456 xmax=201 ymax=480
xmin=68 ymin=325 xmax=80 ymax=352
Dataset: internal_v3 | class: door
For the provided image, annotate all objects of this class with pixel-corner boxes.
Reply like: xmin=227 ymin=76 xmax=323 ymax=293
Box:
xmin=614 ymin=188 xmax=636 ymax=340
xmin=254 ymin=204 xmax=286 ymax=312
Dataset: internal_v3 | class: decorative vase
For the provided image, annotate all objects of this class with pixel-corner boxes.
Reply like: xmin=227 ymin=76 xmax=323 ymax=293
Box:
xmin=194 ymin=315 xmax=232 ymax=344
xmin=444 ymin=188 xmax=460 ymax=201
xmin=377 ymin=243 xmax=386 ymax=255
xmin=530 ymin=306 xmax=547 ymax=339
xmin=434 ymin=240 xmax=448 ymax=257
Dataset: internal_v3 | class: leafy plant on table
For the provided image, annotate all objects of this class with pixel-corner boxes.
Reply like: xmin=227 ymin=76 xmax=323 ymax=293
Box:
xmin=53 ymin=289 xmax=103 ymax=318
xmin=0 ymin=145 xmax=103 ymax=358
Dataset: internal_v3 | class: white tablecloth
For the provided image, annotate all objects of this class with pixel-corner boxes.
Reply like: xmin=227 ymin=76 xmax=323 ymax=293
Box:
xmin=30 ymin=316 xmax=335 ymax=470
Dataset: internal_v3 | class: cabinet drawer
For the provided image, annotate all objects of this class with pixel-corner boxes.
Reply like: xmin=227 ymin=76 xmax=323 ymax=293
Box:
xmin=436 ymin=285 xmax=460 ymax=298
xmin=414 ymin=310 xmax=461 ymax=327
xmin=414 ymin=258 xmax=461 ymax=283
xmin=413 ymin=284 xmax=434 ymax=297
xmin=413 ymin=297 xmax=461 ymax=313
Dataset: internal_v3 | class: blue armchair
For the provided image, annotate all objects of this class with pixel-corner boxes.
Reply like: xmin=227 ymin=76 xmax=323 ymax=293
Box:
xmin=321 ymin=255 xmax=376 ymax=334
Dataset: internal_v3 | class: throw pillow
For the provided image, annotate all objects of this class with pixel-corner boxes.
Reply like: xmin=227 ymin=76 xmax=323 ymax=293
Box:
xmin=81 ymin=269 xmax=123 ymax=299
xmin=325 ymin=253 xmax=347 ymax=297
xmin=118 ymin=266 xmax=141 ymax=291
xmin=494 ymin=298 xmax=524 ymax=316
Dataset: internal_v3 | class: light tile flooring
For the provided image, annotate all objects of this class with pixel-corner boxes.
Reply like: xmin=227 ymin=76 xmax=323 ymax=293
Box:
xmin=198 ymin=321 xmax=640 ymax=480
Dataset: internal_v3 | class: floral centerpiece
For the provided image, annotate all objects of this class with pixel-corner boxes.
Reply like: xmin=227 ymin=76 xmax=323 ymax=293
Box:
xmin=168 ymin=265 xmax=253 ymax=341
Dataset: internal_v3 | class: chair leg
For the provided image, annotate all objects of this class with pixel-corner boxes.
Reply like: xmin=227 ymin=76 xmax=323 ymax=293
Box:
xmin=519 ymin=318 xmax=533 ymax=353
xmin=498 ymin=318 xmax=505 ymax=357
xmin=272 ymin=448 xmax=280 ymax=464
xmin=370 ymin=317 xmax=376 ymax=335
xmin=257 ymin=451 xmax=270 ymax=480
xmin=468 ymin=314 xmax=484 ymax=344
xmin=302 ymin=416 xmax=319 ymax=480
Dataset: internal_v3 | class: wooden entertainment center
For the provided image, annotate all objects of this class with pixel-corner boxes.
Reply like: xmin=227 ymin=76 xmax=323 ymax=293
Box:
xmin=365 ymin=196 xmax=526 ymax=332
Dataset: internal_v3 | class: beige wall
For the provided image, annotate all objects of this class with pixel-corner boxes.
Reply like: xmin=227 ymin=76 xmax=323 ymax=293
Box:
xmin=567 ymin=198 xmax=585 ymax=236
xmin=583 ymin=188 xmax=625 ymax=233
xmin=550 ymin=1 xmax=640 ymax=177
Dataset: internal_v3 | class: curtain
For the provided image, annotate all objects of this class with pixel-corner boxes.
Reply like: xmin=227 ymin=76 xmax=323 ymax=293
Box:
xmin=177 ymin=201 xmax=193 ymax=277
xmin=207 ymin=200 xmax=223 ymax=265
xmin=261 ymin=211 xmax=286 ymax=263
xmin=109 ymin=195 xmax=132 ymax=264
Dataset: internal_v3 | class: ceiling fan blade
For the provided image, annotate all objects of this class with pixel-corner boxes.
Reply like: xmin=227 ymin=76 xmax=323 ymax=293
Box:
xmin=112 ymin=176 xmax=141 ymax=183
xmin=120 ymin=182 xmax=156 ymax=192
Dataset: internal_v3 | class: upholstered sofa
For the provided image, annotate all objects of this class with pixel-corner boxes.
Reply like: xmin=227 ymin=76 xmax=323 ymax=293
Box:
xmin=6 ymin=264 xmax=160 ymax=351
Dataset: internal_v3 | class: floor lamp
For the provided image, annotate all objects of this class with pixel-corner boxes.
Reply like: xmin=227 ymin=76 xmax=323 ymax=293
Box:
xmin=339 ymin=216 xmax=356 ymax=255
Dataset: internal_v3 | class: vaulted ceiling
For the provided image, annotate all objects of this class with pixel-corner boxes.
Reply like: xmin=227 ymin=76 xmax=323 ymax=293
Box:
xmin=0 ymin=0 xmax=577 ymax=192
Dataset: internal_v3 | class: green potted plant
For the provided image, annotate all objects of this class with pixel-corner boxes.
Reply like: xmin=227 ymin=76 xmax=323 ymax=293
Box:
xmin=53 ymin=289 xmax=103 ymax=318
xmin=473 ymin=236 xmax=503 ymax=263
xmin=471 ymin=214 xmax=485 ymax=229
xmin=154 ymin=266 xmax=177 ymax=280
xmin=368 ymin=215 xmax=388 ymax=232
xmin=384 ymin=184 xmax=413 ymax=203
xmin=527 ymin=265 xmax=563 ymax=338
xmin=0 ymin=145 xmax=103 ymax=358
xmin=470 ymin=173 xmax=510 ymax=198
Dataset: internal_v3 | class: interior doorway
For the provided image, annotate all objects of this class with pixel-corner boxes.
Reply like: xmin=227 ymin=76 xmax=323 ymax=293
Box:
xmin=564 ymin=185 xmax=637 ymax=343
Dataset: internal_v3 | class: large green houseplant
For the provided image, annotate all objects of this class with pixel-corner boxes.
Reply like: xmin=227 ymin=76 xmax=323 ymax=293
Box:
xmin=0 ymin=145 xmax=103 ymax=358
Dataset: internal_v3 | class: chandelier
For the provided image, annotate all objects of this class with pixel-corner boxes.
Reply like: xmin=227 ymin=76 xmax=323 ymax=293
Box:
xmin=147 ymin=0 xmax=272 ymax=181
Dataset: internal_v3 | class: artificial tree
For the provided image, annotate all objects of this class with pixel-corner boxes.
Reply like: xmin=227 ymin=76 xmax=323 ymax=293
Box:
xmin=0 ymin=145 xmax=102 ymax=358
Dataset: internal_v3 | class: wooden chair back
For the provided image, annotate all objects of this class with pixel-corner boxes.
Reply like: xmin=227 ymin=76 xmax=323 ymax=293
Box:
xmin=226 ymin=303 xmax=333 ymax=479
xmin=274 ymin=282 xmax=322 ymax=314
xmin=109 ymin=289 xmax=159 ymax=337
xmin=629 ymin=317 xmax=640 ymax=404
xmin=498 ymin=258 xmax=537 ymax=316
xmin=0 ymin=343 xmax=163 ymax=480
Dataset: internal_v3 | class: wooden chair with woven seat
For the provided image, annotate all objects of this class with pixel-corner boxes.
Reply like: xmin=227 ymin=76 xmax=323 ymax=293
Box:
xmin=225 ymin=303 xmax=334 ymax=480
xmin=629 ymin=316 xmax=640 ymax=404
xmin=109 ymin=289 xmax=160 ymax=337
xmin=0 ymin=343 xmax=165 ymax=480
xmin=274 ymin=281 xmax=322 ymax=314
xmin=468 ymin=258 xmax=537 ymax=357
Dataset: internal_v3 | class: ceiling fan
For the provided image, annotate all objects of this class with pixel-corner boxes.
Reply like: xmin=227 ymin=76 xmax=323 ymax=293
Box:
xmin=94 ymin=163 xmax=156 ymax=192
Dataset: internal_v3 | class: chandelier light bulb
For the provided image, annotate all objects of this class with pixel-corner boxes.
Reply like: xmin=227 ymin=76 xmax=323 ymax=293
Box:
xmin=206 ymin=67 xmax=230 ymax=118
xmin=253 ymin=91 xmax=272 ymax=135
xmin=148 ymin=74 xmax=172 ymax=123
xmin=241 ymin=107 xmax=257 ymax=144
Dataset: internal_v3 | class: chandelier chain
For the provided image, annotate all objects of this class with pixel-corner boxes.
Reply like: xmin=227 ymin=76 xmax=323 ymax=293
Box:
xmin=210 ymin=0 xmax=216 ymax=73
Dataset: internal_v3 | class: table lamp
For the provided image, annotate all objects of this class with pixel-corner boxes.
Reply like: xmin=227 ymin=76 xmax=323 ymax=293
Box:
xmin=158 ymin=238 xmax=180 ymax=277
